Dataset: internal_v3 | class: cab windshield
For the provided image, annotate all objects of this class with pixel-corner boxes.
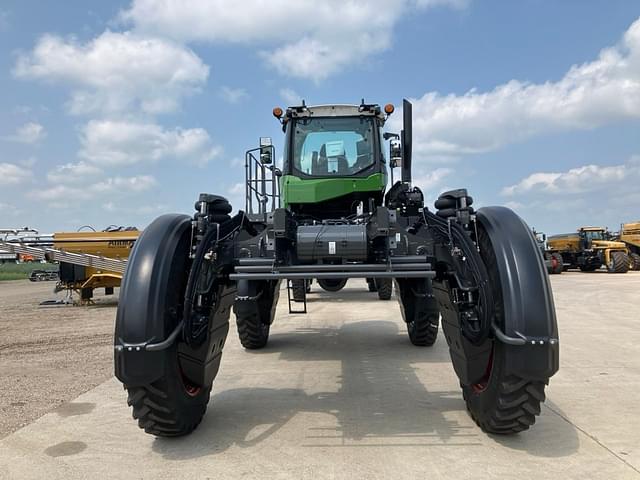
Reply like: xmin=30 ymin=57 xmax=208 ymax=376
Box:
xmin=583 ymin=230 xmax=604 ymax=242
xmin=292 ymin=117 xmax=376 ymax=177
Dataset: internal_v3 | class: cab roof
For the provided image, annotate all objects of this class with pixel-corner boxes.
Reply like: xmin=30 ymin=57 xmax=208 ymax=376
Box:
xmin=285 ymin=103 xmax=387 ymax=124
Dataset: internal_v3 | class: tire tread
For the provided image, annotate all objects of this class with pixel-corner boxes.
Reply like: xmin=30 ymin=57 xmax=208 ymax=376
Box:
xmin=376 ymin=279 xmax=393 ymax=300
xmin=236 ymin=307 xmax=270 ymax=349
xmin=126 ymin=383 xmax=210 ymax=437
xmin=464 ymin=375 xmax=546 ymax=434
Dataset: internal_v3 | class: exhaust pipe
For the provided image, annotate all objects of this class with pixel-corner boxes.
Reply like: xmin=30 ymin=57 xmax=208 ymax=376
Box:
xmin=401 ymin=99 xmax=412 ymax=184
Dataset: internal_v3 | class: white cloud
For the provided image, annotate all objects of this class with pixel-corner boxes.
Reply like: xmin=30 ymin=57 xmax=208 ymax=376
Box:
xmin=410 ymin=167 xmax=454 ymax=206
xmin=279 ymin=88 xmax=302 ymax=106
xmin=18 ymin=157 xmax=38 ymax=168
xmin=46 ymin=161 xmax=103 ymax=184
xmin=219 ymin=86 xmax=249 ymax=104
xmin=412 ymin=167 xmax=454 ymax=192
xmin=225 ymin=182 xmax=246 ymax=212
xmin=14 ymin=31 xmax=209 ymax=115
xmin=502 ymin=157 xmax=639 ymax=196
xmin=5 ymin=122 xmax=46 ymax=144
xmin=30 ymin=175 xmax=157 ymax=202
xmin=498 ymin=160 xmax=640 ymax=232
xmin=92 ymin=175 xmax=157 ymax=193
xmin=402 ymin=17 xmax=640 ymax=159
xmin=104 ymin=201 xmax=168 ymax=216
xmin=417 ymin=0 xmax=469 ymax=6
xmin=0 ymin=163 xmax=31 ymax=185
xmin=228 ymin=182 xmax=244 ymax=196
xmin=79 ymin=120 xmax=222 ymax=167
xmin=504 ymin=201 xmax=524 ymax=210
xmin=121 ymin=0 xmax=467 ymax=80
xmin=263 ymin=34 xmax=389 ymax=81
xmin=0 ymin=202 xmax=19 ymax=214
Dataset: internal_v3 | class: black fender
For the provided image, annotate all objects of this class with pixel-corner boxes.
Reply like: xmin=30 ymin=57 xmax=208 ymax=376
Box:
xmin=114 ymin=214 xmax=191 ymax=386
xmin=477 ymin=206 xmax=559 ymax=381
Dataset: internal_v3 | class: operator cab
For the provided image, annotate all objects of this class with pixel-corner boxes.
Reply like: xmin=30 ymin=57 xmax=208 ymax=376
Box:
xmin=579 ymin=227 xmax=606 ymax=249
xmin=287 ymin=111 xmax=382 ymax=178
xmin=274 ymin=102 xmax=393 ymax=219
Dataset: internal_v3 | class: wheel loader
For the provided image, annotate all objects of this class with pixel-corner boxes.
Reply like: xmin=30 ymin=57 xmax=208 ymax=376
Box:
xmin=547 ymin=227 xmax=629 ymax=273
xmin=114 ymin=100 xmax=559 ymax=437
xmin=612 ymin=221 xmax=640 ymax=270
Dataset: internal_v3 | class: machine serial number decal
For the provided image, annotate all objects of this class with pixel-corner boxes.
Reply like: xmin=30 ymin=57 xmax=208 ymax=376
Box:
xmin=328 ymin=241 xmax=336 ymax=254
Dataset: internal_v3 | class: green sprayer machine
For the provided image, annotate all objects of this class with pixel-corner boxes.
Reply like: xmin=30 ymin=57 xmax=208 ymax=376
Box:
xmin=114 ymin=100 xmax=559 ymax=437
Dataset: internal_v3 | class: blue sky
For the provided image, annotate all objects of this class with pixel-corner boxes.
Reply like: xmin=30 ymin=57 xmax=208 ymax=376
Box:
xmin=1 ymin=0 xmax=639 ymax=235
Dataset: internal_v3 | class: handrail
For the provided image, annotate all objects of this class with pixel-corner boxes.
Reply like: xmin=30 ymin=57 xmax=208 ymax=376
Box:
xmin=244 ymin=145 xmax=280 ymax=215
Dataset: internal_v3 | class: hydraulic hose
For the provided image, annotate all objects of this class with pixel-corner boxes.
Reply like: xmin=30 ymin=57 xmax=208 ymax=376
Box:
xmin=422 ymin=209 xmax=494 ymax=345
xmin=182 ymin=224 xmax=219 ymax=345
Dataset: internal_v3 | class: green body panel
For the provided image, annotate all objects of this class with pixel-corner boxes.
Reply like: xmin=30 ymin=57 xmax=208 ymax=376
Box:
xmin=280 ymin=173 xmax=386 ymax=207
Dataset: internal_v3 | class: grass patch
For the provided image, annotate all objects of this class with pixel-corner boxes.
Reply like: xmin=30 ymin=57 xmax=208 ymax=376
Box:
xmin=0 ymin=263 xmax=58 ymax=282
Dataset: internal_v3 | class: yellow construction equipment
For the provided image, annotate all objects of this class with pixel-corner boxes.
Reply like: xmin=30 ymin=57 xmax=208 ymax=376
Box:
xmin=613 ymin=221 xmax=640 ymax=270
xmin=0 ymin=227 xmax=139 ymax=302
xmin=52 ymin=229 xmax=139 ymax=301
xmin=547 ymin=226 xmax=629 ymax=273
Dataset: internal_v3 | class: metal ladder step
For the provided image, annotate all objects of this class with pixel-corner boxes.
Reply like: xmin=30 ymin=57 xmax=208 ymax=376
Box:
xmin=286 ymin=279 xmax=307 ymax=314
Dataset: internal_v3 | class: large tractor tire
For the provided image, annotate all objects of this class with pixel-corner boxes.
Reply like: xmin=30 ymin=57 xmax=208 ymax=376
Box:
xmin=366 ymin=278 xmax=377 ymax=292
xmin=115 ymin=214 xmax=231 ymax=437
xmin=629 ymin=252 xmax=640 ymax=271
xmin=607 ymin=251 xmax=630 ymax=273
xmin=396 ymin=280 xmax=439 ymax=346
xmin=460 ymin=207 xmax=558 ymax=434
xmin=376 ymin=278 xmax=393 ymax=300
xmin=126 ymin=347 xmax=211 ymax=437
xmin=290 ymin=279 xmax=307 ymax=302
xmin=550 ymin=253 xmax=563 ymax=274
xmin=408 ymin=315 xmax=439 ymax=346
xmin=234 ymin=280 xmax=280 ymax=350
xmin=317 ymin=278 xmax=347 ymax=292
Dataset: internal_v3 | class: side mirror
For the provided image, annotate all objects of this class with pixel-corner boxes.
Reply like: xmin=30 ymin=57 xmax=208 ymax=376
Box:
xmin=260 ymin=137 xmax=273 ymax=164
xmin=389 ymin=138 xmax=402 ymax=168
xmin=383 ymin=132 xmax=397 ymax=141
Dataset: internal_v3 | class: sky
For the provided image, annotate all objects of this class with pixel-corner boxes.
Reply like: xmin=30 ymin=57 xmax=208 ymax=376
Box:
xmin=1 ymin=0 xmax=639 ymax=235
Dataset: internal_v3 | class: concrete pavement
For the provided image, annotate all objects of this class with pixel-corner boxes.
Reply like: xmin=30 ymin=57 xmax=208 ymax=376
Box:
xmin=0 ymin=274 xmax=639 ymax=479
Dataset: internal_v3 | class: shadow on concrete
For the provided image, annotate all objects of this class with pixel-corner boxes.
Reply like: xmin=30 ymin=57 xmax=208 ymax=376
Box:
xmin=488 ymin=399 xmax=580 ymax=458
xmin=152 ymin=320 xmax=578 ymax=460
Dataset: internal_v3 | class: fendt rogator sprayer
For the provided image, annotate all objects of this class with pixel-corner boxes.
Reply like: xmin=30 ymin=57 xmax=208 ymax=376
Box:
xmin=114 ymin=100 xmax=559 ymax=437
xmin=547 ymin=227 xmax=630 ymax=273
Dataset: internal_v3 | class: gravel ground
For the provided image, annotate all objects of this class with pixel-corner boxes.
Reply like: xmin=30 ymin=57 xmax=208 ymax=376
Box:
xmin=0 ymin=281 xmax=116 ymax=437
